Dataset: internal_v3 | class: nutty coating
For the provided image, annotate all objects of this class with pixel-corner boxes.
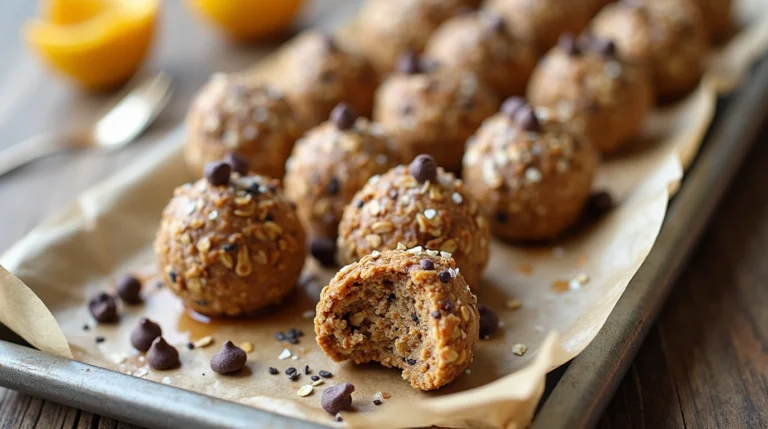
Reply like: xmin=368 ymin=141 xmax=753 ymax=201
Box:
xmin=591 ymin=0 xmax=708 ymax=98
xmin=527 ymin=37 xmax=654 ymax=154
xmin=275 ymin=32 xmax=378 ymax=128
xmin=463 ymin=110 xmax=598 ymax=241
xmin=154 ymin=173 xmax=306 ymax=316
xmin=337 ymin=164 xmax=490 ymax=288
xmin=315 ymin=249 xmax=479 ymax=390
xmin=423 ymin=11 xmax=538 ymax=97
xmin=185 ymin=73 xmax=301 ymax=179
xmin=373 ymin=70 xmax=498 ymax=172
xmin=284 ymin=118 xmax=402 ymax=240
xmin=355 ymin=0 xmax=481 ymax=73
xmin=485 ymin=0 xmax=594 ymax=51
xmin=693 ymin=0 xmax=733 ymax=41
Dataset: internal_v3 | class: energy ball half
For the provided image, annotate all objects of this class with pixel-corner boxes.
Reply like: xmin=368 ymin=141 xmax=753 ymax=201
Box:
xmin=337 ymin=155 xmax=490 ymax=288
xmin=284 ymin=104 xmax=401 ymax=240
xmin=315 ymin=248 xmax=479 ymax=390
xmin=185 ymin=73 xmax=301 ymax=178
xmin=463 ymin=100 xmax=598 ymax=241
xmin=591 ymin=0 xmax=708 ymax=98
xmin=154 ymin=166 xmax=306 ymax=316
xmin=527 ymin=34 xmax=653 ymax=154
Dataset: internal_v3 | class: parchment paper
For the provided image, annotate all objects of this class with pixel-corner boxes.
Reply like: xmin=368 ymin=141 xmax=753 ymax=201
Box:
xmin=1 ymin=1 xmax=767 ymax=428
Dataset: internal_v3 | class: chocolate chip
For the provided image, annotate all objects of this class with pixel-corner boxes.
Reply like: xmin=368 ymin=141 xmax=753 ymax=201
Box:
xmin=326 ymin=177 xmax=340 ymax=195
xmin=335 ymin=415 xmax=343 ymax=422
xmin=408 ymin=154 xmax=438 ymax=183
xmin=438 ymin=271 xmax=452 ymax=283
xmin=186 ymin=342 xmax=195 ymax=350
xmin=311 ymin=375 xmax=320 ymax=382
xmin=147 ymin=337 xmax=180 ymax=370
xmin=387 ymin=293 xmax=396 ymax=302
xmin=224 ymin=152 xmax=249 ymax=175
xmin=290 ymin=328 xmax=304 ymax=337
xmin=210 ymin=341 xmax=247 ymax=374
xmin=269 ymin=367 xmax=279 ymax=375
xmin=478 ymin=304 xmax=499 ymax=338
xmin=289 ymin=373 xmax=300 ymax=381
xmin=586 ymin=191 xmax=614 ymax=219
xmin=204 ymin=161 xmax=232 ymax=186
xmin=304 ymin=365 xmax=310 ymax=375
xmin=268 ymin=183 xmax=279 ymax=193
xmin=130 ymin=318 xmax=162 ymax=352
xmin=321 ymin=382 xmax=355 ymax=415
xmin=420 ymin=259 xmax=435 ymax=270
xmin=310 ymin=238 xmax=337 ymax=267
xmin=246 ymin=182 xmax=262 ymax=195
xmin=95 ymin=336 xmax=105 ymax=343
xmin=514 ymin=105 xmax=541 ymax=132
xmin=373 ymin=399 xmax=382 ymax=406
xmin=501 ymin=96 xmax=526 ymax=119
xmin=396 ymin=51 xmax=421 ymax=74
xmin=407 ymin=358 xmax=417 ymax=365
xmin=222 ymin=243 xmax=236 ymax=252
xmin=496 ymin=211 xmax=509 ymax=223
xmin=88 ymin=292 xmax=118 ymax=324
xmin=275 ymin=332 xmax=286 ymax=341
xmin=318 ymin=370 xmax=333 ymax=378
xmin=169 ymin=271 xmax=177 ymax=283
xmin=594 ymin=39 xmax=617 ymax=57
xmin=287 ymin=336 xmax=299 ymax=345
xmin=265 ymin=213 xmax=274 ymax=222
xmin=285 ymin=367 xmax=297 ymax=376
xmin=559 ymin=33 xmax=580 ymax=56
xmin=82 ymin=324 xmax=90 ymax=331
xmin=431 ymin=310 xmax=442 ymax=319
xmin=116 ymin=274 xmax=142 ymax=305
xmin=329 ymin=103 xmax=357 ymax=130
xmin=355 ymin=200 xmax=364 ymax=209
xmin=410 ymin=313 xmax=419 ymax=323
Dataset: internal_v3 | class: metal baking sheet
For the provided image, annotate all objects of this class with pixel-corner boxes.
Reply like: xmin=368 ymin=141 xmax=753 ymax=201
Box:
xmin=0 ymin=50 xmax=766 ymax=429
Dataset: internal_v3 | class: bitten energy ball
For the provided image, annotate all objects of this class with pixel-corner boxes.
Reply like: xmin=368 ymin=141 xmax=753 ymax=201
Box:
xmin=591 ymin=0 xmax=708 ymax=98
xmin=355 ymin=0 xmax=480 ymax=73
xmin=463 ymin=100 xmax=598 ymax=241
xmin=423 ymin=11 xmax=538 ymax=97
xmin=337 ymin=155 xmax=490 ymax=288
xmin=284 ymin=104 xmax=401 ymax=240
xmin=527 ymin=34 xmax=653 ymax=154
xmin=154 ymin=165 xmax=306 ymax=316
xmin=693 ymin=0 xmax=733 ymax=41
xmin=374 ymin=67 xmax=498 ymax=172
xmin=185 ymin=73 xmax=301 ymax=178
xmin=485 ymin=0 xmax=593 ymax=51
xmin=275 ymin=32 xmax=378 ymax=128
xmin=315 ymin=249 xmax=479 ymax=390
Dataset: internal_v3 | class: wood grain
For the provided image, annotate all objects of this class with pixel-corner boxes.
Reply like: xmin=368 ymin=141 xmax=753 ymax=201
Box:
xmin=0 ymin=1 xmax=765 ymax=428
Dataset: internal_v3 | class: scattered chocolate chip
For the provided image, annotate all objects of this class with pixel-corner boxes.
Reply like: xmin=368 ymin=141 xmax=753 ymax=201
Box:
xmin=373 ymin=399 xmax=382 ymax=406
xmin=326 ymin=177 xmax=340 ymax=195
xmin=147 ymin=337 xmax=180 ymax=370
xmin=304 ymin=365 xmax=310 ymax=375
xmin=82 ymin=324 xmax=90 ymax=331
xmin=287 ymin=337 xmax=299 ymax=345
xmin=408 ymin=154 xmax=438 ymax=183
xmin=186 ymin=342 xmax=195 ymax=350
xmin=594 ymin=39 xmax=617 ymax=57
xmin=290 ymin=328 xmax=304 ymax=337
xmin=88 ymin=292 xmax=118 ymax=324
xmin=269 ymin=367 xmax=279 ymax=375
xmin=559 ymin=33 xmax=580 ymax=56
xmin=478 ymin=304 xmax=499 ymax=338
xmin=246 ymin=182 xmax=261 ymax=194
xmin=310 ymin=238 xmax=337 ymax=267
xmin=515 ymin=105 xmax=541 ymax=132
xmin=204 ymin=161 xmax=232 ymax=186
xmin=311 ymin=375 xmax=320 ymax=382
xmin=355 ymin=200 xmax=364 ymax=209
xmin=318 ymin=370 xmax=333 ymax=378
xmin=116 ymin=274 xmax=142 ymax=305
xmin=396 ymin=51 xmax=421 ymax=74
xmin=387 ymin=293 xmax=396 ymax=302
xmin=329 ymin=103 xmax=358 ymax=130
xmin=586 ymin=191 xmax=614 ymax=219
xmin=285 ymin=367 xmax=297 ymax=376
xmin=95 ymin=336 xmax=105 ymax=343
xmin=289 ymin=373 xmax=300 ymax=381
xmin=501 ymin=96 xmax=526 ymax=119
xmin=496 ymin=211 xmax=509 ymax=224
xmin=130 ymin=318 xmax=162 ymax=352
xmin=410 ymin=313 xmax=419 ymax=323
xmin=431 ymin=310 xmax=442 ymax=319
xmin=222 ymin=243 xmax=236 ymax=252
xmin=169 ymin=271 xmax=177 ymax=283
xmin=224 ymin=152 xmax=249 ymax=175
xmin=407 ymin=358 xmax=417 ymax=365
xmin=335 ymin=415 xmax=343 ymax=422
xmin=275 ymin=332 xmax=286 ymax=341
xmin=321 ymin=382 xmax=355 ymax=415
xmin=438 ymin=271 xmax=452 ymax=283
xmin=265 ymin=213 xmax=274 ymax=222
xmin=420 ymin=259 xmax=435 ymax=270
xmin=210 ymin=341 xmax=247 ymax=374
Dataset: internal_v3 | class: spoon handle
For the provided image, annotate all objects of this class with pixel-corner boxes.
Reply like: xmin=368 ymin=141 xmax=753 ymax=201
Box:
xmin=0 ymin=132 xmax=81 ymax=177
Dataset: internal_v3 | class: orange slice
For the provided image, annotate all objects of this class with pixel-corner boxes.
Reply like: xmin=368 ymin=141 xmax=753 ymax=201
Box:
xmin=188 ymin=0 xmax=304 ymax=42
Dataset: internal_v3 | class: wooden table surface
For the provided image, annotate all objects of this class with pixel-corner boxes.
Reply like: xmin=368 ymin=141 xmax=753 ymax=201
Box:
xmin=0 ymin=2 xmax=766 ymax=428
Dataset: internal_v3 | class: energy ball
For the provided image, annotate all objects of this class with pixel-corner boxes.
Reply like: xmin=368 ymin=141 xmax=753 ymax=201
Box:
xmin=527 ymin=34 xmax=654 ymax=154
xmin=693 ymin=0 xmax=733 ymax=41
xmin=423 ymin=11 xmax=538 ymax=97
xmin=185 ymin=73 xmax=301 ymax=179
xmin=284 ymin=103 xmax=402 ymax=240
xmin=355 ymin=0 xmax=480 ymax=73
xmin=337 ymin=155 xmax=490 ymax=288
xmin=463 ymin=100 xmax=598 ymax=241
xmin=374 ymin=66 xmax=498 ymax=173
xmin=275 ymin=32 xmax=378 ymax=128
xmin=591 ymin=0 xmax=708 ymax=98
xmin=154 ymin=165 xmax=306 ymax=316
xmin=315 ymin=248 xmax=479 ymax=390
xmin=485 ymin=0 xmax=594 ymax=51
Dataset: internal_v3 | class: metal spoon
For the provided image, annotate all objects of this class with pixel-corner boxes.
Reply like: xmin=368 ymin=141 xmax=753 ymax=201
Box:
xmin=0 ymin=72 xmax=173 ymax=177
